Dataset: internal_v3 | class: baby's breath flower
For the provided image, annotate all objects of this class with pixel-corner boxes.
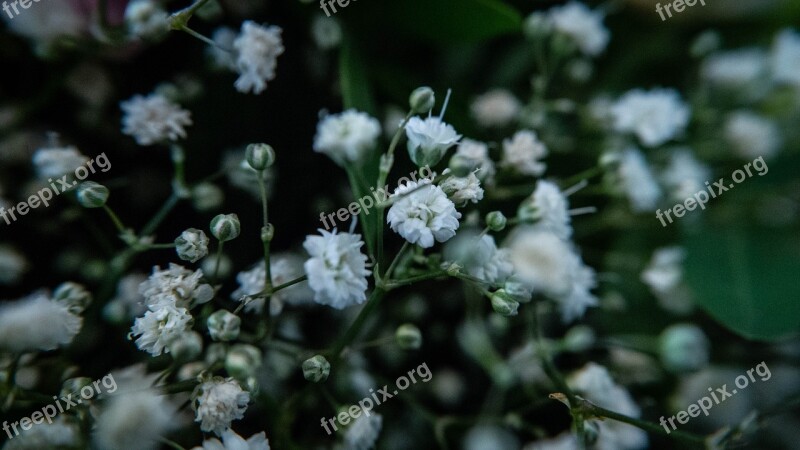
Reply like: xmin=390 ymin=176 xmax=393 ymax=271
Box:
xmin=0 ymin=291 xmax=83 ymax=352
xmin=345 ymin=414 xmax=383 ymax=450
xmin=546 ymin=1 xmax=609 ymax=57
xmin=517 ymin=180 xmax=571 ymax=240
xmin=207 ymin=310 xmax=241 ymax=342
xmin=661 ymin=148 xmax=711 ymax=202
xmin=139 ymin=264 xmax=214 ymax=310
xmin=231 ymin=253 xmax=313 ymax=314
xmin=311 ymin=16 xmax=342 ymax=50
xmin=388 ymin=179 xmax=461 ymax=248
xmin=771 ymin=28 xmax=800 ymax=87
xmin=233 ymin=21 xmax=285 ymax=94
xmin=208 ymin=27 xmax=238 ymax=70
xmin=193 ymin=377 xmax=250 ymax=436
xmin=611 ymin=88 xmax=690 ymax=148
xmin=470 ymin=89 xmax=521 ymax=128
xmin=313 ymin=109 xmax=381 ymax=165
xmin=455 ymin=139 xmax=496 ymax=183
xmin=501 ymin=130 xmax=548 ymax=176
xmin=191 ymin=429 xmax=270 ymax=450
xmin=605 ymin=148 xmax=662 ymax=212
xmin=440 ymin=169 xmax=484 ymax=205
xmin=303 ymin=230 xmax=371 ymax=309
xmin=121 ymin=93 xmax=192 ymax=146
xmin=32 ymin=145 xmax=89 ymax=179
xmin=175 ymin=228 xmax=210 ymax=263
xmin=124 ymin=0 xmax=168 ymax=39
xmin=724 ymin=110 xmax=782 ymax=160
xmin=130 ymin=304 xmax=193 ymax=356
xmin=405 ymin=116 xmax=462 ymax=167
xmin=659 ymin=323 xmax=710 ymax=373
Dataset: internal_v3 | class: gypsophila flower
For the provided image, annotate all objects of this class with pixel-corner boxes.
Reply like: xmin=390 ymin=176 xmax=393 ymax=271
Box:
xmin=4 ymin=416 xmax=80 ymax=450
xmin=388 ymin=179 xmax=461 ymax=248
xmin=233 ymin=21 xmax=284 ymax=94
xmin=611 ymin=88 xmax=690 ymax=147
xmin=303 ymin=230 xmax=371 ymax=309
xmin=175 ymin=228 xmax=210 ymax=263
xmin=344 ymin=414 xmax=383 ymax=450
xmin=470 ymin=89 xmax=521 ymax=128
xmin=0 ymin=291 xmax=82 ymax=352
xmin=661 ymin=148 xmax=711 ymax=202
xmin=93 ymin=386 xmax=178 ymax=450
xmin=130 ymin=304 xmax=193 ymax=356
xmin=547 ymin=1 xmax=609 ymax=56
xmin=194 ymin=377 xmax=251 ymax=436
xmin=501 ymin=130 xmax=548 ymax=176
xmin=32 ymin=145 xmax=89 ymax=179
xmin=104 ymin=273 xmax=148 ymax=323
xmin=523 ymin=433 xmax=577 ymax=450
xmin=445 ymin=232 xmax=513 ymax=285
xmin=208 ymin=27 xmax=238 ymax=71
xmin=455 ymin=139 xmax=496 ymax=183
xmin=311 ymin=15 xmax=342 ymax=49
xmin=641 ymin=247 xmax=694 ymax=314
xmin=140 ymin=263 xmax=214 ymax=310
xmin=223 ymin=148 xmax=275 ymax=199
xmin=192 ymin=429 xmax=270 ymax=450
xmin=518 ymin=180 xmax=572 ymax=240
xmin=313 ymin=109 xmax=382 ymax=165
xmin=701 ymin=48 xmax=768 ymax=87
xmin=405 ymin=116 xmax=462 ymax=167
xmin=607 ymin=148 xmax=662 ymax=212
xmin=771 ymin=28 xmax=800 ymax=87
xmin=231 ymin=253 xmax=313 ymax=314
xmin=724 ymin=111 xmax=782 ymax=160
xmin=124 ymin=0 xmax=168 ymax=39
xmin=121 ymin=93 xmax=192 ymax=145
xmin=0 ymin=245 xmax=28 ymax=284
xmin=440 ymin=169 xmax=484 ymax=205
xmin=659 ymin=323 xmax=710 ymax=373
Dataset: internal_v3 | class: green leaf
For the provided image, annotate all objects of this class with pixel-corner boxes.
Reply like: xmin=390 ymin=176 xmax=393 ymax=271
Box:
xmin=682 ymin=227 xmax=800 ymax=341
xmin=339 ymin=34 xmax=377 ymax=115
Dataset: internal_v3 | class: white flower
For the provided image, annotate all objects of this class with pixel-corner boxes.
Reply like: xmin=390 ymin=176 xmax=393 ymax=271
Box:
xmin=313 ymin=109 xmax=382 ymax=164
xmin=547 ymin=1 xmax=610 ymax=56
xmin=470 ymin=89 xmax=521 ymax=128
xmin=233 ymin=21 xmax=284 ymax=94
xmin=724 ymin=110 xmax=782 ymax=160
xmin=175 ymin=228 xmax=210 ymax=263
xmin=445 ymin=232 xmax=513 ymax=285
xmin=208 ymin=27 xmax=238 ymax=70
xmin=104 ymin=273 xmax=148 ymax=323
xmin=501 ymin=130 xmax=548 ymax=176
xmin=0 ymin=245 xmax=27 ymax=284
xmin=519 ymin=180 xmax=572 ymax=240
xmin=124 ymin=0 xmax=168 ymax=39
xmin=405 ymin=116 xmax=462 ymax=167
xmin=661 ymin=148 xmax=711 ymax=202
xmin=32 ymin=146 xmax=88 ymax=179
xmin=771 ymin=28 xmax=800 ymax=87
xmin=569 ymin=363 xmax=648 ymax=450
xmin=311 ymin=16 xmax=342 ymax=49
xmin=523 ymin=433 xmax=577 ymax=450
xmin=194 ymin=377 xmax=250 ymax=436
xmin=701 ymin=48 xmax=768 ymax=87
xmin=140 ymin=263 xmax=214 ymax=310
xmin=192 ymin=429 xmax=270 ymax=450
xmin=232 ymin=253 xmax=314 ymax=314
xmin=3 ymin=416 xmax=80 ymax=450
xmin=463 ymin=425 xmax=520 ymax=450
xmin=344 ymin=414 xmax=383 ymax=450
xmin=130 ymin=305 xmax=193 ymax=356
xmin=455 ymin=139 xmax=496 ymax=183
xmin=388 ymin=179 xmax=461 ymax=248
xmin=611 ymin=88 xmax=690 ymax=147
xmin=505 ymin=229 xmax=598 ymax=322
xmin=607 ymin=148 xmax=662 ymax=212
xmin=303 ymin=230 xmax=371 ymax=309
xmin=659 ymin=323 xmax=710 ymax=373
xmin=641 ymin=247 xmax=693 ymax=314
xmin=121 ymin=93 xmax=192 ymax=146
xmin=440 ymin=170 xmax=484 ymax=205
xmin=0 ymin=292 xmax=82 ymax=352
xmin=93 ymin=386 xmax=178 ymax=450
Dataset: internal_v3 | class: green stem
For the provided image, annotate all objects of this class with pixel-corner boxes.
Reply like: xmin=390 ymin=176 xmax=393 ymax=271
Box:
xmin=384 ymin=271 xmax=448 ymax=290
xmin=141 ymin=193 xmax=180 ymax=237
xmin=257 ymin=172 xmax=273 ymax=293
xmin=271 ymin=275 xmax=308 ymax=294
xmin=384 ymin=241 xmax=410 ymax=280
xmin=212 ymin=241 xmax=224 ymax=283
xmin=102 ymin=205 xmax=126 ymax=233
xmin=330 ymin=287 xmax=386 ymax=361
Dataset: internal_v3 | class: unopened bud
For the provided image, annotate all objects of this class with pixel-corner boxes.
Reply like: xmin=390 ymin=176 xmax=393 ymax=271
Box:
xmin=76 ymin=181 xmax=109 ymax=208
xmin=210 ymin=213 xmax=240 ymax=242
xmin=169 ymin=331 xmax=204 ymax=362
xmin=53 ymin=282 xmax=92 ymax=314
xmin=395 ymin=324 xmax=422 ymax=350
xmin=261 ymin=224 xmax=275 ymax=243
xmin=245 ymin=143 xmax=276 ymax=171
xmin=207 ymin=310 xmax=241 ymax=341
xmin=448 ymin=154 xmax=476 ymax=178
xmin=490 ymin=290 xmax=520 ymax=316
xmin=485 ymin=211 xmax=507 ymax=231
xmin=302 ymin=355 xmax=331 ymax=383
xmin=225 ymin=344 xmax=262 ymax=380
xmin=175 ymin=228 xmax=210 ymax=263
xmin=409 ymin=86 xmax=435 ymax=114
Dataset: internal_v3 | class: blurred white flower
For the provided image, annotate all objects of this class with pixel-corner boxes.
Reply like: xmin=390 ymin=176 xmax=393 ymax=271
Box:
xmin=0 ymin=245 xmax=28 ymax=284
xmin=231 ymin=253 xmax=313 ymax=313
xmin=611 ymin=88 xmax=690 ymax=147
xmin=455 ymin=139 xmax=496 ymax=183
xmin=607 ymin=148 xmax=662 ymax=212
xmin=547 ymin=1 xmax=609 ymax=56
xmin=661 ymin=148 xmax=711 ymax=202
xmin=303 ymin=230 xmax=371 ymax=309
xmin=470 ymin=89 xmax=521 ymax=128
xmin=130 ymin=304 xmax=193 ymax=356
xmin=124 ymin=0 xmax=168 ymax=39
xmin=344 ymin=414 xmax=383 ymax=450
xmin=445 ymin=232 xmax=513 ymax=285
xmin=104 ymin=273 xmax=148 ymax=323
xmin=463 ymin=424 xmax=520 ymax=450
xmin=701 ymin=48 xmax=768 ymax=87
xmin=388 ymin=179 xmax=461 ymax=248
xmin=641 ymin=247 xmax=694 ymax=314
xmin=233 ymin=21 xmax=285 ymax=94
xmin=440 ymin=169 xmax=484 ymax=205
xmin=771 ymin=28 xmax=800 ymax=87
xmin=121 ymin=93 xmax=192 ymax=145
xmin=659 ymin=323 xmax=710 ymax=373
xmin=194 ymin=378 xmax=250 ymax=436
xmin=208 ymin=27 xmax=238 ymax=70
xmin=32 ymin=146 xmax=88 ymax=179
xmin=3 ymin=416 xmax=80 ymax=450
xmin=518 ymin=180 xmax=572 ymax=240
xmin=501 ymin=130 xmax=548 ymax=176
xmin=523 ymin=433 xmax=577 ymax=450
xmin=94 ymin=385 xmax=178 ymax=450
xmin=724 ymin=110 xmax=782 ymax=160
xmin=311 ymin=15 xmax=342 ymax=49
xmin=313 ymin=109 xmax=381 ymax=165
xmin=0 ymin=291 xmax=82 ymax=352
xmin=192 ymin=429 xmax=270 ymax=450
xmin=405 ymin=116 xmax=462 ymax=167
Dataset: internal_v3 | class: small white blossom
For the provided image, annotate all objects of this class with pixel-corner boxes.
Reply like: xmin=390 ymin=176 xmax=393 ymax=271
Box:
xmin=607 ymin=148 xmax=662 ymax=212
xmin=344 ymin=414 xmax=383 ymax=450
xmin=32 ymin=146 xmax=88 ymax=179
xmin=701 ymin=48 xmax=768 ymax=87
xmin=232 ymin=253 xmax=314 ymax=314
xmin=124 ymin=0 xmax=168 ymax=39
xmin=446 ymin=232 xmax=513 ymax=285
xmin=208 ymin=27 xmax=238 ymax=70
xmin=523 ymin=433 xmax=577 ymax=450
xmin=121 ymin=93 xmax=192 ymax=146
xmin=547 ymin=1 xmax=610 ymax=56
xmin=233 ymin=21 xmax=285 ymax=94
xmin=440 ymin=169 xmax=484 ymax=205
xmin=194 ymin=377 xmax=251 ymax=436
xmin=4 ymin=417 xmax=80 ymax=450
xmin=470 ymin=89 xmax=521 ymax=128
xmin=641 ymin=247 xmax=694 ymax=314
xmin=313 ymin=109 xmax=382 ymax=164
xmin=661 ymin=148 xmax=711 ymax=202
xmin=455 ymin=139 xmax=496 ymax=183
xmin=463 ymin=425 xmax=520 ymax=450
xmin=519 ymin=180 xmax=572 ymax=240
xmin=0 ymin=291 xmax=82 ymax=352
xmin=175 ymin=228 xmax=210 ymax=263
xmin=0 ymin=245 xmax=27 ymax=284
xmin=501 ymin=130 xmax=548 ymax=176
xmin=94 ymin=384 xmax=178 ymax=450
xmin=771 ymin=28 xmax=800 ymax=87
xmin=388 ymin=179 xmax=461 ymax=248
xmin=130 ymin=305 xmax=193 ymax=356
xmin=724 ymin=110 xmax=782 ymax=160
xmin=405 ymin=116 xmax=462 ymax=167
xmin=659 ymin=323 xmax=710 ymax=373
xmin=104 ymin=273 xmax=148 ymax=323
xmin=303 ymin=230 xmax=371 ymax=309
xmin=139 ymin=263 xmax=214 ymax=310
xmin=611 ymin=88 xmax=690 ymax=147
xmin=311 ymin=16 xmax=342 ymax=49
xmin=192 ymin=429 xmax=270 ymax=450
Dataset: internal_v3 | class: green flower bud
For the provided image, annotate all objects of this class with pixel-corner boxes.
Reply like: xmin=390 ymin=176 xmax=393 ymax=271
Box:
xmin=245 ymin=143 xmax=276 ymax=171
xmin=76 ymin=181 xmax=109 ymax=208
xmin=503 ymin=278 xmax=532 ymax=303
xmin=261 ymin=224 xmax=275 ymax=243
xmin=490 ymin=290 xmax=520 ymax=316
xmin=210 ymin=213 xmax=240 ymax=242
xmin=225 ymin=344 xmax=263 ymax=380
xmin=53 ymin=282 xmax=92 ymax=314
xmin=395 ymin=323 xmax=422 ymax=350
xmin=168 ymin=331 xmax=204 ymax=362
xmin=659 ymin=324 xmax=710 ymax=373
xmin=448 ymin=154 xmax=476 ymax=178
xmin=485 ymin=211 xmax=507 ymax=232
xmin=302 ymin=355 xmax=331 ymax=383
xmin=516 ymin=200 xmax=541 ymax=224
xmin=205 ymin=343 xmax=227 ymax=366
xmin=175 ymin=228 xmax=210 ymax=263
xmin=409 ymin=86 xmax=435 ymax=114
xmin=207 ymin=310 xmax=241 ymax=342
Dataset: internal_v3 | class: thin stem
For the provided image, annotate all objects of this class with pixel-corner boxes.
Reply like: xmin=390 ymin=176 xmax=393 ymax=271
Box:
xmin=141 ymin=193 xmax=180 ymax=237
xmin=212 ymin=241 xmax=224 ymax=284
xmin=384 ymin=271 xmax=448 ymax=290
xmin=257 ymin=172 xmax=273 ymax=292
xmin=384 ymin=241 xmax=411 ymax=280
xmin=330 ymin=287 xmax=386 ymax=361
xmin=561 ymin=166 xmax=603 ymax=191
xmin=158 ymin=438 xmax=187 ymax=450
xmin=102 ymin=205 xmax=126 ymax=233
xmin=271 ymin=275 xmax=308 ymax=294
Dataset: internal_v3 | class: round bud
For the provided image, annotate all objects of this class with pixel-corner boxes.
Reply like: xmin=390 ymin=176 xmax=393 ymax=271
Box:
xmin=53 ymin=282 xmax=92 ymax=314
xmin=485 ymin=211 xmax=507 ymax=232
xmin=210 ymin=213 xmax=241 ymax=242
xmin=409 ymin=86 xmax=435 ymax=114
xmin=261 ymin=224 xmax=275 ymax=243
xmin=76 ymin=181 xmax=109 ymax=208
xmin=207 ymin=310 xmax=241 ymax=342
xmin=516 ymin=201 xmax=540 ymax=224
xmin=490 ymin=290 xmax=520 ymax=317
xmin=245 ymin=143 xmax=276 ymax=171
xmin=659 ymin=324 xmax=710 ymax=373
xmin=175 ymin=228 xmax=210 ymax=263
xmin=395 ymin=324 xmax=422 ymax=350
xmin=448 ymin=154 xmax=476 ymax=178
xmin=302 ymin=355 xmax=331 ymax=383
xmin=503 ymin=278 xmax=532 ymax=303
xmin=169 ymin=331 xmax=204 ymax=362
xmin=225 ymin=344 xmax=263 ymax=380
